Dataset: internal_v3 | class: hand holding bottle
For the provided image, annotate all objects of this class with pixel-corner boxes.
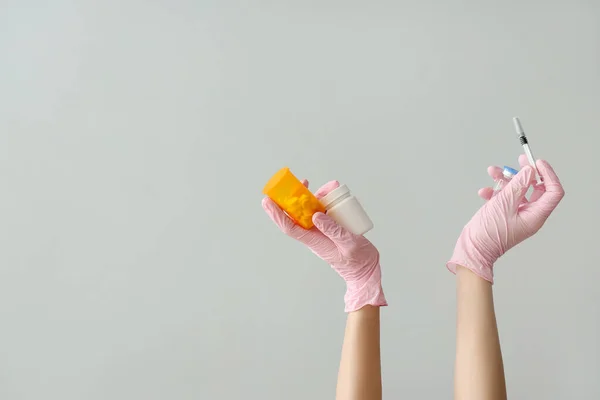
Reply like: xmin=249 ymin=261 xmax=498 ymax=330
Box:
xmin=262 ymin=180 xmax=387 ymax=312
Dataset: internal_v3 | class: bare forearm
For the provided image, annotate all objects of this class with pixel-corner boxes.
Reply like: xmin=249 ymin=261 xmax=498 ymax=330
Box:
xmin=455 ymin=266 xmax=506 ymax=400
xmin=336 ymin=305 xmax=382 ymax=400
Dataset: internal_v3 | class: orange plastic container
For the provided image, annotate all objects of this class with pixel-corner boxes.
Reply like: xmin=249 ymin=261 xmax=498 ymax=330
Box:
xmin=263 ymin=167 xmax=325 ymax=229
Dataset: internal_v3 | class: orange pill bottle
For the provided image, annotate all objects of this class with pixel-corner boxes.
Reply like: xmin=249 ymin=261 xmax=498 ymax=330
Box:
xmin=263 ymin=167 xmax=325 ymax=229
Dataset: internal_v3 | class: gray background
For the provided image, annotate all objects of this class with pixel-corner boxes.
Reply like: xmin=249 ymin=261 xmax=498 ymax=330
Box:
xmin=1 ymin=1 xmax=598 ymax=399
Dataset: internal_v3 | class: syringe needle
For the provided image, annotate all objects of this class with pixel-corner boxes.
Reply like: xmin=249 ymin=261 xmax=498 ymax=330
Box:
xmin=512 ymin=117 xmax=542 ymax=185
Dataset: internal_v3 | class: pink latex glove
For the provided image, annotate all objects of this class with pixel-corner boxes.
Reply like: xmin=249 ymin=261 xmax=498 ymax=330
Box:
xmin=447 ymin=155 xmax=565 ymax=283
xmin=262 ymin=180 xmax=387 ymax=312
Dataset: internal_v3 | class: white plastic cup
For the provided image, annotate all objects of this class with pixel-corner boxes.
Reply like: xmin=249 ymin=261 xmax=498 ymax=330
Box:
xmin=319 ymin=184 xmax=373 ymax=235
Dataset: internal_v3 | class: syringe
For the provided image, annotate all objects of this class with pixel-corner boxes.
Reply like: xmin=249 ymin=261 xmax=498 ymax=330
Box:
xmin=512 ymin=117 xmax=543 ymax=185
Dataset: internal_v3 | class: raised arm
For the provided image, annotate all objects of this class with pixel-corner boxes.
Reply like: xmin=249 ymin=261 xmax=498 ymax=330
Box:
xmin=263 ymin=180 xmax=387 ymax=400
xmin=454 ymin=266 xmax=505 ymax=399
xmin=447 ymin=155 xmax=565 ymax=400
xmin=337 ymin=305 xmax=382 ymax=400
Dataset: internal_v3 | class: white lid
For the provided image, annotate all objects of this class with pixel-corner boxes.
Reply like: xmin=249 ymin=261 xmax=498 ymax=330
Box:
xmin=321 ymin=185 xmax=373 ymax=235
xmin=502 ymin=166 xmax=518 ymax=179
xmin=320 ymin=184 xmax=350 ymax=208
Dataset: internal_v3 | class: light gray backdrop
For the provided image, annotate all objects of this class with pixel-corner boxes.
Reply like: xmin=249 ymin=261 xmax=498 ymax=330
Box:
xmin=1 ymin=1 xmax=598 ymax=399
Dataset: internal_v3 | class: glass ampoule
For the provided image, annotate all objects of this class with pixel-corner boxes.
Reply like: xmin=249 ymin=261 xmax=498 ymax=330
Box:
xmin=493 ymin=166 xmax=518 ymax=195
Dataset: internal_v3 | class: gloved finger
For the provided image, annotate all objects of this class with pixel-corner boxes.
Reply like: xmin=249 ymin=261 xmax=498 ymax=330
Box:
xmin=517 ymin=161 xmax=565 ymax=226
xmin=519 ymin=154 xmax=544 ymax=202
xmin=314 ymin=180 xmax=340 ymax=200
xmin=479 ymin=186 xmax=529 ymax=204
xmin=301 ymin=179 xmax=309 ymax=188
xmin=537 ymin=159 xmax=563 ymax=190
xmin=262 ymin=197 xmax=308 ymax=240
xmin=478 ymin=187 xmax=494 ymax=201
xmin=312 ymin=212 xmax=356 ymax=247
xmin=527 ymin=160 xmax=565 ymax=214
xmin=499 ymin=165 xmax=534 ymax=209
xmin=487 ymin=166 xmax=504 ymax=181
xmin=518 ymin=154 xmax=532 ymax=169
xmin=529 ymin=182 xmax=546 ymax=203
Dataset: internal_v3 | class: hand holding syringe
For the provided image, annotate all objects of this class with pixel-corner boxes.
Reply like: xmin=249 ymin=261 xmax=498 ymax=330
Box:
xmin=449 ymin=154 xmax=565 ymax=283
xmin=513 ymin=117 xmax=543 ymax=185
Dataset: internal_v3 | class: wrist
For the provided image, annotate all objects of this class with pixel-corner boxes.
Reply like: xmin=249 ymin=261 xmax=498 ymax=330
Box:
xmin=449 ymin=260 xmax=494 ymax=283
xmin=344 ymin=264 xmax=387 ymax=312
xmin=447 ymin=239 xmax=496 ymax=283
xmin=456 ymin=264 xmax=493 ymax=283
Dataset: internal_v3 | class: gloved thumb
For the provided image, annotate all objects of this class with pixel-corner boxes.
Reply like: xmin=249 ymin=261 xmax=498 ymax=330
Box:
xmin=500 ymin=165 xmax=534 ymax=207
xmin=312 ymin=212 xmax=355 ymax=245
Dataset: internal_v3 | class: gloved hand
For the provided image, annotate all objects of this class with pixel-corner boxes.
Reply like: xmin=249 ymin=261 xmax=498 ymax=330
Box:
xmin=447 ymin=155 xmax=565 ymax=283
xmin=262 ymin=180 xmax=387 ymax=312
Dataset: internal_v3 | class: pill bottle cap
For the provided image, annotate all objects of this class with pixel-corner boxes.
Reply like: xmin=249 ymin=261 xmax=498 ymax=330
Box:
xmin=319 ymin=183 xmax=373 ymax=235
xmin=320 ymin=184 xmax=351 ymax=209
xmin=503 ymin=166 xmax=518 ymax=178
